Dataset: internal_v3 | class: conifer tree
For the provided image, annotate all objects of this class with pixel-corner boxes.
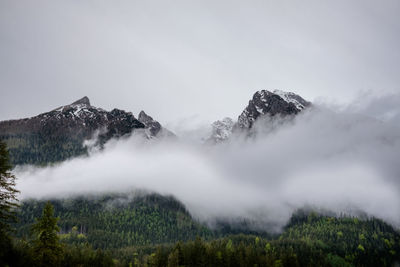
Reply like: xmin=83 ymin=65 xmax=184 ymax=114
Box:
xmin=31 ymin=202 xmax=63 ymax=266
xmin=0 ymin=141 xmax=19 ymax=264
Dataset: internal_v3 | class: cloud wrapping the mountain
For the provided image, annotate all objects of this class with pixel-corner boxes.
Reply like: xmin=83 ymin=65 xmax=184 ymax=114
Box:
xmin=15 ymin=95 xmax=400 ymax=230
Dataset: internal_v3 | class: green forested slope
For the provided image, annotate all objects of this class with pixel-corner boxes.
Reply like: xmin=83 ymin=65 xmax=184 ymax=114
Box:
xmin=281 ymin=211 xmax=400 ymax=266
xmin=15 ymin=193 xmax=214 ymax=249
xmin=13 ymin=194 xmax=400 ymax=266
xmin=145 ymin=213 xmax=400 ymax=267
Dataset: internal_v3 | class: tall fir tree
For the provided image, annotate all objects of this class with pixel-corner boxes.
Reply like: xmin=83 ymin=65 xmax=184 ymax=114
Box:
xmin=0 ymin=141 xmax=19 ymax=264
xmin=31 ymin=202 xmax=63 ymax=267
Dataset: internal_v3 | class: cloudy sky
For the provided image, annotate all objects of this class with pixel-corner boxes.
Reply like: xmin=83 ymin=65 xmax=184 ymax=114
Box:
xmin=2 ymin=0 xmax=400 ymax=229
xmin=1 ymin=0 xmax=399 ymax=124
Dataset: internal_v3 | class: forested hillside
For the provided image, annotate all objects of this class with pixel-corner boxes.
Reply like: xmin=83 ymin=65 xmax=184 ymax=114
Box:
xmin=12 ymin=194 xmax=400 ymax=266
xmin=135 ymin=211 xmax=400 ymax=266
xmin=15 ymin=194 xmax=214 ymax=249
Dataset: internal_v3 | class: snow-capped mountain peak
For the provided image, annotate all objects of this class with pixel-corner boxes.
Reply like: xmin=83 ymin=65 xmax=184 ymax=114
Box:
xmin=48 ymin=97 xmax=108 ymax=122
xmin=208 ymin=90 xmax=311 ymax=142
xmin=237 ymin=89 xmax=310 ymax=129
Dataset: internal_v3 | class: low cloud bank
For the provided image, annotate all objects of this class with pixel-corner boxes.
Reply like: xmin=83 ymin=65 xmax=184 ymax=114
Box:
xmin=15 ymin=94 xmax=400 ymax=230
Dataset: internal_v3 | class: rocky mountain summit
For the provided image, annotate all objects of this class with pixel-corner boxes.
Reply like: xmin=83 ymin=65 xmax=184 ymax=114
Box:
xmin=0 ymin=97 xmax=170 ymax=165
xmin=209 ymin=90 xmax=311 ymax=142
xmin=237 ymin=90 xmax=310 ymax=129
xmin=138 ymin=111 xmax=175 ymax=139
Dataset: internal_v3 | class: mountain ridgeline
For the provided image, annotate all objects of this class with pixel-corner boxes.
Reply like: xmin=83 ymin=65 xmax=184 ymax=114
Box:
xmin=0 ymin=97 xmax=172 ymax=166
xmin=0 ymin=90 xmax=310 ymax=165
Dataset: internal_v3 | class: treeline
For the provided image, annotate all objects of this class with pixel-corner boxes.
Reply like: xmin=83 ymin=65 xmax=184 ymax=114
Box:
xmin=144 ymin=236 xmax=336 ymax=267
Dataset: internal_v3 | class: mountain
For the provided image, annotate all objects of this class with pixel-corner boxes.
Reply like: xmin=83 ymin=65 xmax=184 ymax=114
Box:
xmin=208 ymin=90 xmax=311 ymax=142
xmin=0 ymin=91 xmax=310 ymax=164
xmin=237 ymin=89 xmax=310 ymax=129
xmin=0 ymin=97 xmax=171 ymax=166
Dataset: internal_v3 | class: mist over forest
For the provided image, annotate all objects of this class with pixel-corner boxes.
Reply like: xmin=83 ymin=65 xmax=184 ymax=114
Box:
xmin=15 ymin=92 xmax=400 ymax=231
xmin=1 ymin=0 xmax=400 ymax=266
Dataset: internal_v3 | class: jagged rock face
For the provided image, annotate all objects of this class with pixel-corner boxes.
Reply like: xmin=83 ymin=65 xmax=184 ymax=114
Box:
xmin=0 ymin=96 xmax=145 ymax=140
xmin=138 ymin=111 xmax=175 ymax=139
xmin=209 ymin=117 xmax=234 ymax=143
xmin=0 ymin=97 xmax=147 ymax=165
xmin=71 ymin=96 xmax=91 ymax=106
xmin=99 ymin=108 xmax=145 ymax=142
xmin=207 ymin=90 xmax=310 ymax=143
xmin=237 ymin=90 xmax=310 ymax=129
xmin=138 ymin=111 xmax=162 ymax=137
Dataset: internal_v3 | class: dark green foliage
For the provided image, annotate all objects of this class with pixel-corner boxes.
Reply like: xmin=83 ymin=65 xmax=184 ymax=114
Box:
xmin=145 ymin=216 xmax=400 ymax=267
xmin=281 ymin=210 xmax=400 ymax=266
xmin=31 ymin=202 xmax=64 ymax=266
xmin=60 ymin=245 xmax=114 ymax=267
xmin=11 ymin=194 xmax=400 ymax=266
xmin=16 ymin=193 xmax=214 ymax=249
xmin=111 ymin=212 xmax=400 ymax=266
xmin=144 ymin=236 xmax=329 ymax=267
xmin=1 ymin=133 xmax=88 ymax=166
xmin=8 ymin=214 xmax=115 ymax=267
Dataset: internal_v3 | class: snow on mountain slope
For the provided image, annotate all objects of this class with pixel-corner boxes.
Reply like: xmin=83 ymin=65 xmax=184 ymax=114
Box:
xmin=208 ymin=117 xmax=234 ymax=143
xmin=273 ymin=90 xmax=310 ymax=110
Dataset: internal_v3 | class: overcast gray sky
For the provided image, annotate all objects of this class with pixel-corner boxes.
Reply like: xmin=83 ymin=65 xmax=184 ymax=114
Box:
xmin=1 ymin=0 xmax=399 ymax=124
